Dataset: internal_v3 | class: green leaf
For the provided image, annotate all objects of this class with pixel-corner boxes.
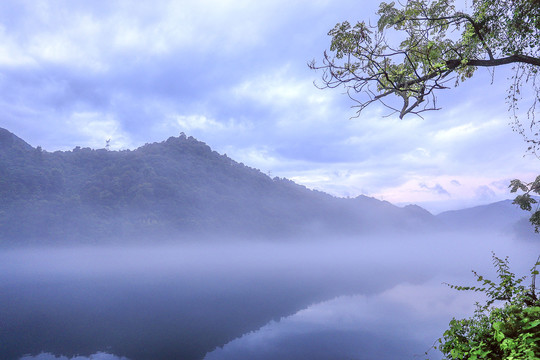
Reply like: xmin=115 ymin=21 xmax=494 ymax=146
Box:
xmin=523 ymin=319 xmax=540 ymax=330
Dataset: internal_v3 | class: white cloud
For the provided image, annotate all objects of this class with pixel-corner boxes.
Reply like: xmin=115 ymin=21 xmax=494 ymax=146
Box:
xmin=430 ymin=119 xmax=502 ymax=144
xmin=233 ymin=68 xmax=304 ymax=105
xmin=231 ymin=66 xmax=337 ymax=123
xmin=67 ymin=112 xmax=132 ymax=150
xmin=30 ymin=18 xmax=103 ymax=70
xmin=173 ymin=114 xmax=225 ymax=131
xmin=0 ymin=0 xmax=298 ymax=70
xmin=0 ymin=5 xmax=403 ymax=61
xmin=0 ymin=25 xmax=36 ymax=66
xmin=162 ymin=113 xmax=253 ymax=142
xmin=475 ymin=185 xmax=497 ymax=200
xmin=223 ymin=146 xmax=283 ymax=172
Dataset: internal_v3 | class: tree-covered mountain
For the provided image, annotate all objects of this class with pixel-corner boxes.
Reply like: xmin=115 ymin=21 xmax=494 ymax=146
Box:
xmin=0 ymin=128 xmax=440 ymax=245
xmin=0 ymin=127 xmax=531 ymax=245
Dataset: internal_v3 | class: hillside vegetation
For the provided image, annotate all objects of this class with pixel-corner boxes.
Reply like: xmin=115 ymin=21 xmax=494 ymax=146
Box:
xmin=0 ymin=128 xmax=532 ymax=245
xmin=1 ymin=128 xmax=441 ymax=245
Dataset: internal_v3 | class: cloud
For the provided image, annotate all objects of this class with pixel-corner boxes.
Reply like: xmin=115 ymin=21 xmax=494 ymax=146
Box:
xmin=475 ymin=185 xmax=496 ymax=201
xmin=419 ymin=183 xmax=451 ymax=196
xmin=67 ymin=112 xmax=132 ymax=150
xmin=172 ymin=114 xmax=225 ymax=132
xmin=224 ymin=146 xmax=283 ymax=172
xmin=0 ymin=1 xmax=267 ymax=68
xmin=490 ymin=178 xmax=514 ymax=190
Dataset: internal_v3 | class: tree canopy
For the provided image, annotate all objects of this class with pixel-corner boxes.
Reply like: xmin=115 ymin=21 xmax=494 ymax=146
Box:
xmin=310 ymin=0 xmax=539 ymax=145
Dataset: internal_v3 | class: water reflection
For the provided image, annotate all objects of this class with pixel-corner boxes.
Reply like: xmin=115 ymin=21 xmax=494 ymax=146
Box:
xmin=1 ymin=232 xmax=536 ymax=360
xmin=204 ymin=282 xmax=480 ymax=360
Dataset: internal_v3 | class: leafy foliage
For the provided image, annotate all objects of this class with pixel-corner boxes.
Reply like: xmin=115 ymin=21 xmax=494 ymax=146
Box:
xmin=510 ymin=176 xmax=540 ymax=232
xmin=310 ymin=0 xmax=539 ymax=129
xmin=435 ymin=254 xmax=540 ymax=360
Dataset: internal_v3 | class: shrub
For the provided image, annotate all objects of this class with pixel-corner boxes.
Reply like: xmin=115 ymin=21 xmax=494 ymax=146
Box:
xmin=435 ymin=254 xmax=540 ymax=360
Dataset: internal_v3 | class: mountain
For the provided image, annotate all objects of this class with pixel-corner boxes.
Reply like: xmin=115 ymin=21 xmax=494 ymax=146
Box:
xmin=437 ymin=200 xmax=535 ymax=238
xmin=1 ymin=127 xmax=535 ymax=245
xmin=0 ymin=127 xmax=34 ymax=152
xmin=0 ymin=128 xmax=442 ymax=245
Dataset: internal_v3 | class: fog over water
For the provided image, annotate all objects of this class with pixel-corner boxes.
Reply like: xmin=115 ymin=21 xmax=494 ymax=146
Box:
xmin=2 ymin=232 xmax=538 ymax=360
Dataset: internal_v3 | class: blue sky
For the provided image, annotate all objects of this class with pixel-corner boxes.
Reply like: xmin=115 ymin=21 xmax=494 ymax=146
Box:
xmin=0 ymin=0 xmax=538 ymax=213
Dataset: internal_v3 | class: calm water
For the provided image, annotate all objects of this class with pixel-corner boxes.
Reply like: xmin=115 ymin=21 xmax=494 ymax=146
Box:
xmin=1 ymin=233 xmax=536 ymax=360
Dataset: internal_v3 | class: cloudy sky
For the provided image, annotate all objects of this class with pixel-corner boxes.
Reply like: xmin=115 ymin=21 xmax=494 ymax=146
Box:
xmin=1 ymin=0 xmax=538 ymax=213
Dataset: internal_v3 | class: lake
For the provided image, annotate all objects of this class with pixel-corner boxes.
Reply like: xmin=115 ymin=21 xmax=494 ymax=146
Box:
xmin=1 ymin=232 xmax=536 ymax=360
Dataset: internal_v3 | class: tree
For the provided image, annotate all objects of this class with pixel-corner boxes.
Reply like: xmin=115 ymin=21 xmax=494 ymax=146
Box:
xmin=310 ymin=0 xmax=540 ymax=232
xmin=309 ymin=0 xmax=539 ymax=138
xmin=435 ymin=254 xmax=540 ymax=359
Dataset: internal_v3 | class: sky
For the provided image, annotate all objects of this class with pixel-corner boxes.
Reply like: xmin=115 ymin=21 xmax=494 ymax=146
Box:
xmin=0 ymin=0 xmax=538 ymax=213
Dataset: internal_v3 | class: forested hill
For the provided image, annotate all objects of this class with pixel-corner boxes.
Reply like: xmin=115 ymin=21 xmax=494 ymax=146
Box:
xmin=0 ymin=127 xmax=443 ymax=245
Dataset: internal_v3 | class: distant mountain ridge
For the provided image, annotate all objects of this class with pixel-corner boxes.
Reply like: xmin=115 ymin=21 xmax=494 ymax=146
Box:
xmin=436 ymin=200 xmax=536 ymax=239
xmin=437 ymin=200 xmax=524 ymax=229
xmin=0 ymin=127 xmax=533 ymax=245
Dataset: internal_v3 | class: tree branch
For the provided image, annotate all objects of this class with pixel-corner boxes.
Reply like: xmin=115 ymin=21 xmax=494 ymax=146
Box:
xmin=463 ymin=54 xmax=540 ymax=67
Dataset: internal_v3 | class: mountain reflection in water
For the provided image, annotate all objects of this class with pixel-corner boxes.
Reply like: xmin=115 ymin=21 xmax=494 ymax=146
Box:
xmin=1 ymin=233 xmax=535 ymax=360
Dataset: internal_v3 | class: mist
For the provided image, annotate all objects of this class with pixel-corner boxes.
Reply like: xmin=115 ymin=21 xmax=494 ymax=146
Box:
xmin=1 ymin=231 xmax=537 ymax=360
